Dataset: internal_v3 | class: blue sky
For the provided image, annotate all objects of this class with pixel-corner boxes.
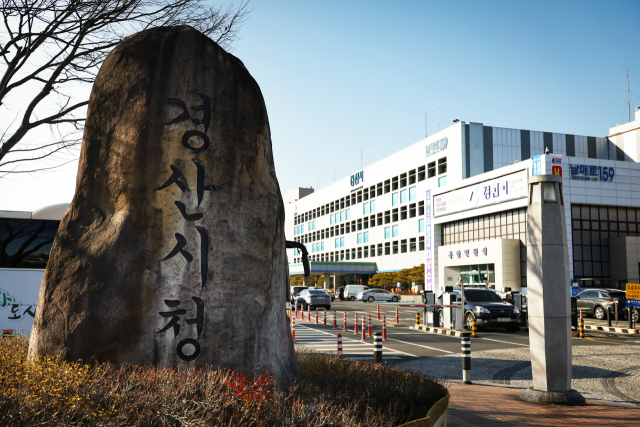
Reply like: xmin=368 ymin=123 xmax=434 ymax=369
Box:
xmin=233 ymin=0 xmax=640 ymax=193
xmin=2 ymin=0 xmax=639 ymax=210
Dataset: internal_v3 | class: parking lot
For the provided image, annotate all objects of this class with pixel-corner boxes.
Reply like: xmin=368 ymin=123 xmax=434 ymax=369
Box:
xmin=290 ymin=300 xmax=638 ymax=364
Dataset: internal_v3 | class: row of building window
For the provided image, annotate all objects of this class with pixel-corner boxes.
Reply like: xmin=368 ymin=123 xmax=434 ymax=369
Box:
xmin=294 ymin=202 xmax=426 ymax=245
xmin=570 ymin=204 xmax=640 ymax=281
xmin=294 ymin=158 xmax=447 ymax=225
xmin=294 ymin=237 xmax=426 ymax=263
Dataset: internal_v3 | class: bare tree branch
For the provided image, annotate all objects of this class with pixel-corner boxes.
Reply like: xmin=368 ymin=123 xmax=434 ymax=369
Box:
xmin=0 ymin=0 xmax=251 ymax=176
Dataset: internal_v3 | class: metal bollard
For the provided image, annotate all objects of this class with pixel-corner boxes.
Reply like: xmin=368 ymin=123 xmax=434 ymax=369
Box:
xmin=291 ymin=315 xmax=295 ymax=342
xmin=395 ymin=306 xmax=399 ymax=324
xmin=461 ymin=332 xmax=471 ymax=384
xmin=415 ymin=312 xmax=420 ymax=327
xmin=383 ymin=316 xmax=387 ymax=340
xmin=377 ymin=304 xmax=380 ymax=320
xmin=337 ymin=333 xmax=343 ymax=359
xmin=373 ymin=332 xmax=382 ymax=363
xmin=579 ymin=309 xmax=585 ymax=338
xmin=615 ymin=301 xmax=619 ymax=327
xmin=471 ymin=319 xmax=478 ymax=338
xmin=607 ymin=306 xmax=612 ymax=328
xmin=368 ymin=314 xmax=372 ymax=338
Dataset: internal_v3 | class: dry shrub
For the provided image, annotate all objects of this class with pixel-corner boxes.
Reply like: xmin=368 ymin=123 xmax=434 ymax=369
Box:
xmin=0 ymin=334 xmax=446 ymax=426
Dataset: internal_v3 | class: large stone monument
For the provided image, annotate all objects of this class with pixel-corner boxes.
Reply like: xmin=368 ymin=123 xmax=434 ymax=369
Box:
xmin=521 ymin=174 xmax=584 ymax=404
xmin=28 ymin=26 xmax=299 ymax=389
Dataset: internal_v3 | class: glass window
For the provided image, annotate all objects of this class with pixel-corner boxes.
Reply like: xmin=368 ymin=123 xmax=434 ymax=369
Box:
xmin=438 ymin=176 xmax=447 ymax=187
xmin=409 ymin=186 xmax=416 ymax=201
xmin=385 ymin=227 xmax=390 ymax=239
xmin=364 ymin=203 xmax=369 ymax=215
xmin=410 ymin=238 xmax=417 ymax=252
xmin=340 ymin=211 xmax=344 ymax=222
xmin=393 ymin=241 xmax=399 ymax=254
xmin=357 ymin=233 xmax=362 ymax=244
xmin=346 ymin=209 xmax=350 ymax=220
xmin=392 ymin=192 xmax=399 ymax=206
xmin=335 ymin=238 xmax=339 ymax=249
xmin=364 ymin=231 xmax=369 ymax=243
xmin=321 ymin=242 xmax=324 ymax=251
xmin=330 ymin=216 xmax=334 ymax=225
xmin=340 ymin=237 xmax=345 ymax=247
xmin=401 ymin=240 xmax=407 ymax=253
xmin=370 ymin=200 xmax=375 ymax=213
xmin=392 ymin=225 xmax=399 ymax=237
xmin=400 ymin=189 xmax=407 ymax=204
xmin=419 ymin=219 xmax=424 ymax=232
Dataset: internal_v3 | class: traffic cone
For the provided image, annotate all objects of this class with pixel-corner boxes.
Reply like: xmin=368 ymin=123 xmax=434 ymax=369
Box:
xmin=354 ymin=313 xmax=359 ymax=334
xmin=323 ymin=309 xmax=327 ymax=327
xmin=315 ymin=307 xmax=318 ymax=324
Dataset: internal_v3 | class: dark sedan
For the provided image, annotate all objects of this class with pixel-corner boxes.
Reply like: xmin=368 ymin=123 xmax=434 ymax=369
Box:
xmin=437 ymin=288 xmax=520 ymax=332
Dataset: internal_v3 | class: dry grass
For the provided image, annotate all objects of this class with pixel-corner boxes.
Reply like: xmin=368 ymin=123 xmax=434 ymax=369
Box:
xmin=0 ymin=334 xmax=446 ymax=426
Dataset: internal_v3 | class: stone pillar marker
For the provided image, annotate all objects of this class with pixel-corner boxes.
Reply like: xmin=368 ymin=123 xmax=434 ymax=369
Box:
xmin=521 ymin=175 xmax=584 ymax=404
xmin=28 ymin=26 xmax=298 ymax=389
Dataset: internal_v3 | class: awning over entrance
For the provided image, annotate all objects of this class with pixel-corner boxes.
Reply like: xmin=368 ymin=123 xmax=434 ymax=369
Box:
xmin=289 ymin=262 xmax=377 ymax=275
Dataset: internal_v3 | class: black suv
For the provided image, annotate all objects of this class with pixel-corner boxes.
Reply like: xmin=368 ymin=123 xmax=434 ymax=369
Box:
xmin=576 ymin=288 xmax=629 ymax=320
xmin=437 ymin=288 xmax=520 ymax=332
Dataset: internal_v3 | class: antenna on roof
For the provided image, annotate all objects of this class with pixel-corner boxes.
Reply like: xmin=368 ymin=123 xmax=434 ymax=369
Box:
xmin=628 ymin=69 xmax=631 ymax=123
xmin=425 ymin=110 xmax=428 ymax=138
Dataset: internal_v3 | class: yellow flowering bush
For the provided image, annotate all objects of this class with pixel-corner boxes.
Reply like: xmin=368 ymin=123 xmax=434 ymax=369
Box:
xmin=0 ymin=334 xmax=446 ymax=426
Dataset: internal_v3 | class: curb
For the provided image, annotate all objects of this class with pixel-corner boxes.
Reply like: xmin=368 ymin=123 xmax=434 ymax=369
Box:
xmin=411 ymin=325 xmax=465 ymax=337
xmin=584 ymin=325 xmax=639 ymax=334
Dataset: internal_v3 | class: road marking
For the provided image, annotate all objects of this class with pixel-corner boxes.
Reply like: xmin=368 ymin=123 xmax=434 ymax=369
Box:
xmin=384 ymin=338 xmax=454 ymax=354
xmin=475 ymin=337 xmax=529 ymax=347
xmin=294 ymin=325 xmax=419 ymax=357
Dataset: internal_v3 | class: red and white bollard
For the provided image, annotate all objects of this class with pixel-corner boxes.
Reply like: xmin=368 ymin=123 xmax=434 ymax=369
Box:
xmin=395 ymin=306 xmax=399 ymax=324
xmin=354 ymin=313 xmax=359 ymax=334
xmin=333 ymin=310 xmax=337 ymax=329
xmin=377 ymin=304 xmax=380 ymax=320
xmin=294 ymin=303 xmax=297 ymax=320
xmin=315 ymin=307 xmax=319 ymax=324
xmin=368 ymin=314 xmax=372 ymax=338
xmin=337 ymin=333 xmax=343 ymax=359
xmin=361 ymin=317 xmax=366 ymax=341
xmin=343 ymin=311 xmax=347 ymax=331
xmin=307 ymin=305 xmax=310 ymax=321
xmin=291 ymin=316 xmax=296 ymax=342
xmin=383 ymin=316 xmax=387 ymax=340
xmin=323 ymin=309 xmax=327 ymax=327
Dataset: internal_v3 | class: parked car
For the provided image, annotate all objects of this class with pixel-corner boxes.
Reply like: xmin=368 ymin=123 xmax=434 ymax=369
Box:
xmin=344 ymin=285 xmax=369 ymax=301
xmin=576 ymin=289 xmax=628 ymax=320
xmin=295 ymin=289 xmax=331 ymax=310
xmin=358 ymin=288 xmax=398 ymax=303
xmin=336 ymin=287 xmax=345 ymax=300
xmin=323 ymin=289 xmax=336 ymax=301
xmin=290 ymin=286 xmax=308 ymax=303
xmin=436 ymin=288 xmax=520 ymax=332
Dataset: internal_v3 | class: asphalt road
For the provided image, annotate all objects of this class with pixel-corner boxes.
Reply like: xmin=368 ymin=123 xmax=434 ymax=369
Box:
xmin=289 ymin=300 xmax=638 ymax=365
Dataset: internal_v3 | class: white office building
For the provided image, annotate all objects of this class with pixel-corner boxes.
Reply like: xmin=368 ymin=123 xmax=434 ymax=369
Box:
xmin=285 ymin=108 xmax=640 ymax=294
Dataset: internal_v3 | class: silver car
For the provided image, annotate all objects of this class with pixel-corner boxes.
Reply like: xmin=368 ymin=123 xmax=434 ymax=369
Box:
xmin=296 ymin=289 xmax=331 ymax=310
xmin=358 ymin=289 xmax=398 ymax=303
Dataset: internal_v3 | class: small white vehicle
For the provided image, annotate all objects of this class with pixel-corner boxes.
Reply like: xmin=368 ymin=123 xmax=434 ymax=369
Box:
xmin=358 ymin=288 xmax=398 ymax=303
xmin=344 ymin=285 xmax=369 ymax=301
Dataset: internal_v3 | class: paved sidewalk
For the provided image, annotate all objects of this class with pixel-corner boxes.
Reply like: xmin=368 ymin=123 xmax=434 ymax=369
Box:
xmin=396 ymin=345 xmax=640 ymax=406
xmin=446 ymin=382 xmax=640 ymax=426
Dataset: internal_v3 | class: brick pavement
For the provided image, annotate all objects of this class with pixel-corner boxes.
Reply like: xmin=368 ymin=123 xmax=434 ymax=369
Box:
xmin=396 ymin=345 xmax=640 ymax=406
xmin=446 ymin=382 xmax=640 ymax=426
